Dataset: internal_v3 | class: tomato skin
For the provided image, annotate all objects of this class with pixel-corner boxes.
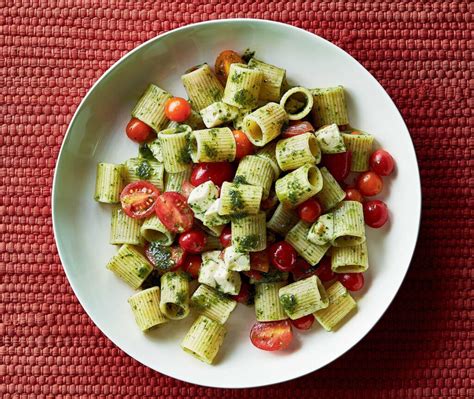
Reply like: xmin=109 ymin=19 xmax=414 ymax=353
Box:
xmin=155 ymin=192 xmax=194 ymax=233
xmin=178 ymin=229 xmax=207 ymax=254
xmin=291 ymin=258 xmax=313 ymax=281
xmin=297 ymin=198 xmax=322 ymax=223
xmin=269 ymin=241 xmax=297 ymax=272
xmin=215 ymin=50 xmax=243 ymax=85
xmin=290 ymin=314 xmax=315 ymax=330
xmin=250 ymin=320 xmax=293 ymax=351
xmin=120 ymin=181 xmax=160 ymax=219
xmin=370 ymin=149 xmax=395 ymax=176
xmin=250 ymin=250 xmax=270 ymax=273
xmin=219 ymin=226 xmax=232 ymax=248
xmin=180 ymin=181 xmax=195 ymax=199
xmin=126 ymin=118 xmax=152 ymax=142
xmin=345 ymin=187 xmax=364 ymax=203
xmin=321 ymin=151 xmax=352 ymax=182
xmin=145 ymin=243 xmax=186 ymax=273
xmin=357 ymin=172 xmax=383 ymax=197
xmin=231 ymin=281 xmax=252 ymax=304
xmin=315 ymin=257 xmax=335 ymax=282
xmin=243 ymin=270 xmax=262 ymax=281
xmin=190 ymin=162 xmax=235 ymax=187
xmin=164 ymin=97 xmax=191 ymax=122
xmin=281 ymin=121 xmax=315 ymax=138
xmin=338 ymin=273 xmax=365 ymax=291
xmin=182 ymin=254 xmax=202 ymax=279
xmin=363 ymin=200 xmax=389 ymax=228
xmin=232 ymin=130 xmax=254 ymax=160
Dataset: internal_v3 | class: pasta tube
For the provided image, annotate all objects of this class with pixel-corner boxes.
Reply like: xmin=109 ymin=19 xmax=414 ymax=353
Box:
xmin=234 ymin=155 xmax=274 ymax=199
xmin=110 ymin=206 xmax=143 ymax=246
xmin=218 ymin=182 xmax=262 ymax=216
xmin=189 ymin=127 xmax=236 ymax=163
xmin=315 ymin=167 xmax=346 ymax=211
xmin=140 ymin=214 xmax=175 ymax=245
xmin=94 ymin=163 xmax=123 ymax=203
xmin=231 ymin=211 xmax=267 ymax=252
xmin=131 ymin=84 xmax=172 ymax=131
xmin=285 ymin=221 xmax=330 ymax=265
xmin=127 ymin=287 xmax=168 ymax=331
xmin=331 ymin=241 xmax=369 ymax=273
xmin=341 ymin=130 xmax=375 ymax=172
xmin=255 ymin=282 xmax=288 ymax=322
xmin=276 ymin=132 xmax=321 ymax=171
xmin=191 ymin=284 xmax=237 ymax=324
xmin=280 ymin=86 xmax=314 ymax=120
xmin=310 ymin=86 xmax=349 ymax=128
xmin=275 ymin=164 xmax=323 ymax=208
xmin=181 ymin=64 xmax=224 ymax=111
xmin=222 ymin=63 xmax=263 ymax=109
xmin=159 ymin=272 xmax=190 ymax=320
xmin=332 ymin=201 xmax=366 ymax=247
xmin=242 ymin=102 xmax=288 ymax=147
xmin=247 ymin=58 xmax=286 ymax=102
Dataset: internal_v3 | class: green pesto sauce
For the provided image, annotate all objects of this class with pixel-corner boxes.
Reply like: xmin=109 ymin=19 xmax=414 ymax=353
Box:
xmin=233 ymin=89 xmax=254 ymax=107
xmin=257 ymin=269 xmax=288 ymax=284
xmin=138 ymin=144 xmax=154 ymax=160
xmin=175 ymin=290 xmax=187 ymax=305
xmin=233 ymin=175 xmax=248 ymax=185
xmin=236 ymin=234 xmax=259 ymax=251
xmin=136 ymin=264 xmax=150 ymax=278
xmin=147 ymin=242 xmax=174 ymax=272
xmin=280 ymin=293 xmax=298 ymax=313
xmin=229 ymin=188 xmax=245 ymax=210
xmin=136 ymin=160 xmax=152 ymax=180
xmin=204 ymin=143 xmax=217 ymax=159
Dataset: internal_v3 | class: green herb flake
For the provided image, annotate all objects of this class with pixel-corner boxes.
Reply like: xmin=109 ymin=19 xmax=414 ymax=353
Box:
xmin=136 ymin=160 xmax=152 ymax=180
xmin=280 ymin=293 xmax=298 ymax=313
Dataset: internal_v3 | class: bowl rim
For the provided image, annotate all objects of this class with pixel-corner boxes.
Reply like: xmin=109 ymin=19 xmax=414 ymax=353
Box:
xmin=52 ymin=18 xmax=421 ymax=388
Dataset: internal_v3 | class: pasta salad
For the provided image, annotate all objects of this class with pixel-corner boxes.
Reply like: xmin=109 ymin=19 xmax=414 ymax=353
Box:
xmin=94 ymin=49 xmax=395 ymax=364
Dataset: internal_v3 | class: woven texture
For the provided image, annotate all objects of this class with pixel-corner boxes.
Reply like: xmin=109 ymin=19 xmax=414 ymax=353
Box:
xmin=1 ymin=0 xmax=472 ymax=397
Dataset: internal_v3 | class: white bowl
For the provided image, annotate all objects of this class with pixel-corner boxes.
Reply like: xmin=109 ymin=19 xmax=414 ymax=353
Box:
xmin=52 ymin=19 xmax=421 ymax=388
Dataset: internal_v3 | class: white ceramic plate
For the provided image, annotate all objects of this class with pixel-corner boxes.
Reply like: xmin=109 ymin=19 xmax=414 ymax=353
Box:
xmin=52 ymin=19 xmax=421 ymax=388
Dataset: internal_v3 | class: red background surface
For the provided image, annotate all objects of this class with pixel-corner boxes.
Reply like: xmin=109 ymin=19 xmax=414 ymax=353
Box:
xmin=1 ymin=1 xmax=472 ymax=398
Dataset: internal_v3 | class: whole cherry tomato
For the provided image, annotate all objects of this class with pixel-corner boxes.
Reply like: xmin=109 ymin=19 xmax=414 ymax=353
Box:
xmin=370 ymin=149 xmax=395 ymax=176
xmin=297 ymin=198 xmax=322 ymax=223
xmin=344 ymin=187 xmax=364 ymax=203
xmin=219 ymin=226 xmax=232 ymax=248
xmin=178 ymin=229 xmax=207 ymax=254
xmin=357 ymin=172 xmax=383 ymax=197
xmin=363 ymin=199 xmax=389 ymax=228
xmin=190 ymin=162 xmax=235 ymax=187
xmin=269 ymin=241 xmax=297 ymax=272
xmin=290 ymin=314 xmax=315 ymax=330
xmin=164 ymin=97 xmax=191 ymax=122
xmin=126 ymin=118 xmax=152 ymax=142
xmin=338 ymin=273 xmax=365 ymax=291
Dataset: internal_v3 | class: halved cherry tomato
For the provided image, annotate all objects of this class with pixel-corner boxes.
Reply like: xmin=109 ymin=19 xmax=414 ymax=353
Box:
xmin=269 ymin=241 xmax=297 ymax=272
xmin=231 ymin=281 xmax=252 ymax=304
xmin=250 ymin=250 xmax=270 ymax=273
xmin=297 ymin=198 xmax=322 ymax=223
xmin=215 ymin=50 xmax=243 ymax=85
xmin=126 ymin=118 xmax=152 ymax=143
xmin=315 ymin=256 xmax=335 ymax=282
xmin=338 ymin=273 xmax=365 ymax=291
xmin=281 ymin=121 xmax=315 ymax=138
xmin=219 ymin=226 xmax=232 ymax=248
xmin=345 ymin=187 xmax=364 ymax=203
xmin=182 ymin=254 xmax=202 ymax=279
xmin=290 ymin=314 xmax=315 ymax=330
xmin=250 ymin=320 xmax=293 ymax=351
xmin=321 ymin=151 xmax=352 ymax=182
xmin=370 ymin=149 xmax=395 ymax=176
xmin=145 ymin=242 xmax=186 ymax=273
xmin=179 ymin=229 xmax=207 ymax=254
xmin=181 ymin=181 xmax=195 ymax=199
xmin=120 ymin=181 xmax=160 ymax=219
xmin=363 ymin=199 xmax=389 ymax=228
xmin=190 ymin=162 xmax=235 ymax=187
xmin=357 ymin=172 xmax=383 ymax=197
xmin=155 ymin=192 xmax=194 ymax=233
xmin=164 ymin=97 xmax=191 ymax=122
xmin=232 ymin=129 xmax=254 ymax=160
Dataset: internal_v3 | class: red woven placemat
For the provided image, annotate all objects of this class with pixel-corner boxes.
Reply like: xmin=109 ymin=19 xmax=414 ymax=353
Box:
xmin=1 ymin=0 xmax=472 ymax=397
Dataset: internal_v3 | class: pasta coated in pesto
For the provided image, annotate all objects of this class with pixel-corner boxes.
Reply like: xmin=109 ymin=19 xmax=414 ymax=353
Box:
xmin=128 ymin=287 xmax=168 ymax=331
xmin=189 ymin=127 xmax=236 ymax=163
xmin=280 ymin=86 xmax=314 ymax=121
xmin=222 ymin=63 xmax=263 ymax=109
xmin=181 ymin=64 xmax=224 ymax=111
xmin=276 ymin=132 xmax=321 ymax=171
xmin=242 ymin=102 xmax=288 ymax=147
xmin=95 ymin=163 xmax=124 ymax=203
xmin=132 ymin=84 xmax=172 ymax=131
xmin=160 ymin=272 xmax=190 ymax=320
xmin=110 ymin=206 xmax=144 ymax=246
xmin=255 ymin=282 xmax=288 ymax=322
xmin=311 ymin=86 xmax=349 ymax=128
xmin=234 ymin=155 xmax=274 ymax=199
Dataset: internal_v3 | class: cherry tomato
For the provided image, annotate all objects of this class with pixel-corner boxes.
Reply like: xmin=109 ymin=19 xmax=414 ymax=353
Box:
xmin=297 ymin=198 xmax=322 ymax=223
xmin=269 ymin=241 xmax=297 ymax=272
xmin=231 ymin=281 xmax=252 ymax=304
xmin=250 ymin=320 xmax=293 ymax=351
xmin=125 ymin=118 xmax=152 ymax=143
xmin=250 ymin=250 xmax=270 ymax=273
xmin=315 ymin=257 xmax=335 ymax=282
xmin=164 ymin=97 xmax=191 ymax=122
xmin=290 ymin=314 xmax=315 ymax=330
xmin=321 ymin=151 xmax=352 ymax=182
xmin=155 ymin=192 xmax=194 ymax=233
xmin=357 ymin=172 xmax=383 ymax=197
xmin=370 ymin=149 xmax=395 ymax=176
xmin=179 ymin=229 xmax=207 ymax=254
xmin=363 ymin=200 xmax=389 ymax=228
xmin=219 ymin=226 xmax=232 ymax=248
xmin=190 ymin=162 xmax=235 ymax=187
xmin=180 ymin=181 xmax=195 ymax=199
xmin=182 ymin=254 xmax=202 ymax=279
xmin=281 ymin=121 xmax=315 ymax=138
xmin=145 ymin=242 xmax=186 ymax=272
xmin=261 ymin=195 xmax=278 ymax=210
xmin=232 ymin=129 xmax=254 ymax=160
xmin=338 ymin=273 xmax=365 ymax=291
xmin=344 ymin=187 xmax=364 ymax=203
xmin=291 ymin=258 xmax=313 ymax=281
xmin=120 ymin=181 xmax=160 ymax=219
xmin=215 ymin=50 xmax=243 ymax=85
xmin=351 ymin=130 xmax=362 ymax=135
